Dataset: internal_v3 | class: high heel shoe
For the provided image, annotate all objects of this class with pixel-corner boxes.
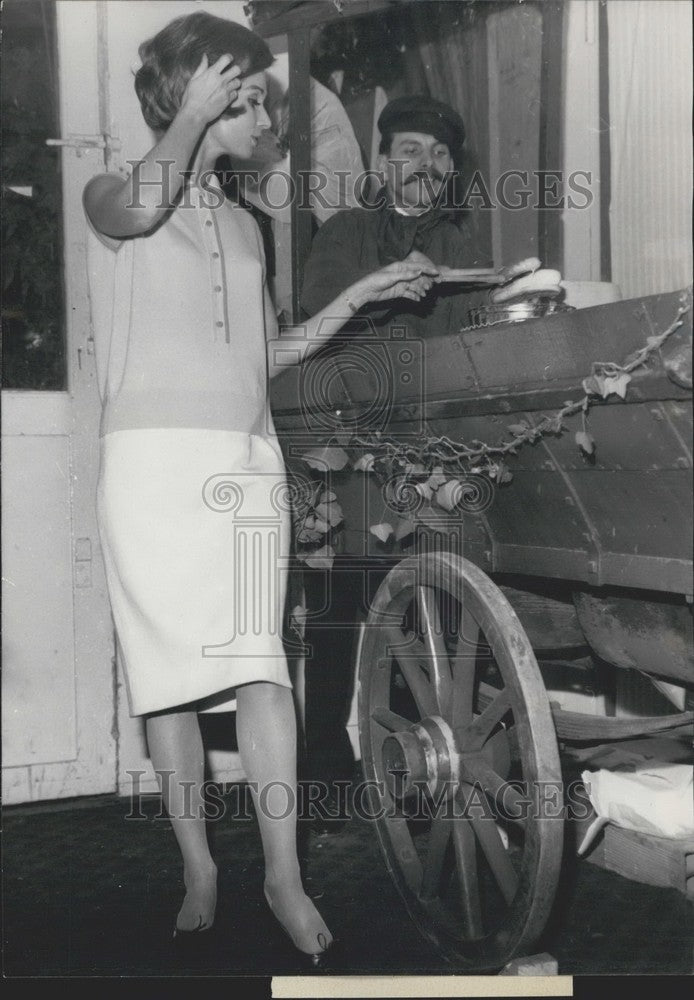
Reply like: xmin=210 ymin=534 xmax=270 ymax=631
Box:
xmin=264 ymin=888 xmax=337 ymax=969
xmin=172 ymin=914 xmax=213 ymax=939
xmin=172 ymin=871 xmax=217 ymax=948
xmin=296 ymin=931 xmax=337 ymax=970
xmin=279 ymin=929 xmax=339 ymax=970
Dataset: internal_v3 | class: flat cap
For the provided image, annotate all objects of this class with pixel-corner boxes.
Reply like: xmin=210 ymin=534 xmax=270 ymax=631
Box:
xmin=378 ymin=95 xmax=466 ymax=152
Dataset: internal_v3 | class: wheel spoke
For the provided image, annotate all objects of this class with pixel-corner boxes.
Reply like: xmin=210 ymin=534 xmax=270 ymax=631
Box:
xmin=385 ymin=624 xmax=438 ymax=717
xmin=462 ymin=689 xmax=511 ymax=750
xmin=462 ymin=756 xmax=527 ymax=829
xmin=477 ymin=680 xmax=502 ymax=709
xmin=371 ymin=706 xmax=413 ymax=733
xmin=470 ymin=816 xmax=519 ymax=906
xmin=450 ymin=607 xmax=480 ymax=724
xmin=416 ymin=586 xmax=453 ymax=715
xmin=419 ymin=816 xmax=451 ymax=901
xmin=385 ymin=816 xmax=423 ymax=890
xmin=451 ymin=818 xmax=484 ymax=938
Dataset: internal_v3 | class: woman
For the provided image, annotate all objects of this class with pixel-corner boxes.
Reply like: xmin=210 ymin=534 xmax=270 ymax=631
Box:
xmin=83 ymin=11 xmax=435 ymax=965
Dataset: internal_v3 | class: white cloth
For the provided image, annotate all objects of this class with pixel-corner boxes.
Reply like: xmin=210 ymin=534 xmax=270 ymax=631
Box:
xmin=578 ymin=762 xmax=694 ymax=854
xmin=97 ymin=428 xmax=291 ymax=716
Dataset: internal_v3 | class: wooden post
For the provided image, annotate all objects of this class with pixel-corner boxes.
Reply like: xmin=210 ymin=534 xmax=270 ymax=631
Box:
xmin=538 ymin=0 xmax=565 ymax=271
xmin=598 ymin=0 xmax=612 ymax=282
xmin=288 ymin=26 xmax=313 ymax=323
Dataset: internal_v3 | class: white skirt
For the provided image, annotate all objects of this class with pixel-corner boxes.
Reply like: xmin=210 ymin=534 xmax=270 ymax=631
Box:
xmin=97 ymin=428 xmax=292 ymax=716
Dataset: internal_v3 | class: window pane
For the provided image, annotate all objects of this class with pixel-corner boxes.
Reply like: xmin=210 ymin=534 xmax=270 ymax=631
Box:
xmin=2 ymin=0 xmax=67 ymax=390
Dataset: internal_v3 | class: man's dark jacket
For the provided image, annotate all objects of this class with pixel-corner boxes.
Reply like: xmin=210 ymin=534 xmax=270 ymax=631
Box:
xmin=301 ymin=199 xmax=491 ymax=337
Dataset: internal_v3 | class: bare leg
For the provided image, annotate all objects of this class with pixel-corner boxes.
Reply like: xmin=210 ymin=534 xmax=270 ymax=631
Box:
xmin=146 ymin=709 xmax=217 ymax=932
xmin=236 ymin=681 xmax=333 ymax=955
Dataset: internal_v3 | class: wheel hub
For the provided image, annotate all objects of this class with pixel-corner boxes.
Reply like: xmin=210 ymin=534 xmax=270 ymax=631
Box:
xmin=382 ymin=715 xmax=513 ymax=802
xmin=382 ymin=715 xmax=460 ymax=800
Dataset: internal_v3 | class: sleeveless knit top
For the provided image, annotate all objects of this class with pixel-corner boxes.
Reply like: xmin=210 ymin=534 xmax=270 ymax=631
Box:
xmin=86 ymin=183 xmax=277 ymax=439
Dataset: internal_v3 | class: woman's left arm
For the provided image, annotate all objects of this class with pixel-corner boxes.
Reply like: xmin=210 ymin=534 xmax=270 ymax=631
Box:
xmin=266 ymin=260 xmax=436 ymax=380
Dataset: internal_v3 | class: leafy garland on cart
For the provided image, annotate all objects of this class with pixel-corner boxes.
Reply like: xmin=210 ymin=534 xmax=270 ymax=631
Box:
xmin=290 ymin=293 xmax=692 ymax=569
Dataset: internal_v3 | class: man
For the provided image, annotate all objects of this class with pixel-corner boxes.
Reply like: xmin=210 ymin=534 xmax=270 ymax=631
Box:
xmin=301 ymin=93 xmax=492 ymax=337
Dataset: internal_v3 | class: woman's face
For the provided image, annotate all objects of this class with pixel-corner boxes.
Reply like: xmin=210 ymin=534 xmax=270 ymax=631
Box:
xmin=206 ymin=70 xmax=271 ymax=160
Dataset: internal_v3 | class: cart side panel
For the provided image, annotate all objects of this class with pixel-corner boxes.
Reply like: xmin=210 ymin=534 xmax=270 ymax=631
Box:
xmin=425 ymin=399 xmax=692 ymax=594
xmin=271 ymin=289 xmax=693 ymax=597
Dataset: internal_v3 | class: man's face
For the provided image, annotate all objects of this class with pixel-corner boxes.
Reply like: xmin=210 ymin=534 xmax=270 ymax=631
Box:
xmin=381 ymin=132 xmax=454 ymax=211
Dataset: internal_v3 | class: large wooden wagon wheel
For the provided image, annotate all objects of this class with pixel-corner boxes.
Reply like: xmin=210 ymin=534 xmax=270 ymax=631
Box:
xmin=357 ymin=552 xmax=564 ymax=971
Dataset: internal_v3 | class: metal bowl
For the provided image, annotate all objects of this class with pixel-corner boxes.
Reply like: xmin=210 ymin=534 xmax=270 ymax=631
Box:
xmin=465 ymin=297 xmax=573 ymax=330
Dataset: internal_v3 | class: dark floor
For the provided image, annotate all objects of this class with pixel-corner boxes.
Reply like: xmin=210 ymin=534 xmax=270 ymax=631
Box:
xmin=3 ymin=763 xmax=693 ymax=980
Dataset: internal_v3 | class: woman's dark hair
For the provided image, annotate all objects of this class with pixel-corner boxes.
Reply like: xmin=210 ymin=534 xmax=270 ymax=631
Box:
xmin=134 ymin=12 xmax=273 ymax=132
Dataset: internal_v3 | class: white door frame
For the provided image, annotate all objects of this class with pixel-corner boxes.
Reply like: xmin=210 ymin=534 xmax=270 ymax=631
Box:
xmin=2 ymin=1 xmax=117 ymax=804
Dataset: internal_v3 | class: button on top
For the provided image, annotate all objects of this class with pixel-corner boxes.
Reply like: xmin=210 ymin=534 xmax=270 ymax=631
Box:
xmin=214 ymin=285 xmax=222 ymax=292
xmin=205 ymin=220 xmax=213 ymax=227
xmin=211 ymin=252 xmax=220 ymax=259
xmin=216 ymin=321 xmax=224 ymax=328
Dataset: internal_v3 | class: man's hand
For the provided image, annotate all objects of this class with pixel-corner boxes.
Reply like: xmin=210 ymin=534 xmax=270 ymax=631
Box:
xmin=490 ymin=267 xmax=562 ymax=303
xmin=496 ymin=256 xmax=542 ymax=283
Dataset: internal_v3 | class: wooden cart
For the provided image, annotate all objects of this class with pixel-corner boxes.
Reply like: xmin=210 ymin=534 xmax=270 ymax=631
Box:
xmin=250 ymin=0 xmax=692 ymax=971
xmin=271 ymin=288 xmax=693 ymax=971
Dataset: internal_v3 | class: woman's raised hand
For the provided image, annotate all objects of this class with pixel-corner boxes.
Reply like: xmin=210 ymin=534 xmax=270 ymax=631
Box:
xmin=354 ymin=260 xmax=439 ymax=305
xmin=181 ymin=53 xmax=242 ymax=124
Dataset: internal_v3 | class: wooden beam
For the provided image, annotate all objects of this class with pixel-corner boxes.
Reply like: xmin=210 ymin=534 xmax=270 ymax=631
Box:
xmin=538 ymin=0 xmax=565 ymax=270
xmin=598 ymin=0 xmax=612 ymax=281
xmin=288 ymin=26 xmax=313 ymax=321
xmin=487 ymin=3 xmax=543 ymax=266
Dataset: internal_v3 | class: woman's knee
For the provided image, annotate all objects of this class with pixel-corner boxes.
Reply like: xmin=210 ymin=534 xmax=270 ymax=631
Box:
xmin=236 ymin=680 xmax=292 ymax=712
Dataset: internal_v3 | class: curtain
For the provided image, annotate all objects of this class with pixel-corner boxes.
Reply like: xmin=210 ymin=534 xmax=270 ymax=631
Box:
xmin=408 ymin=1 xmax=492 ymax=262
xmin=608 ymin=0 xmax=693 ymax=298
